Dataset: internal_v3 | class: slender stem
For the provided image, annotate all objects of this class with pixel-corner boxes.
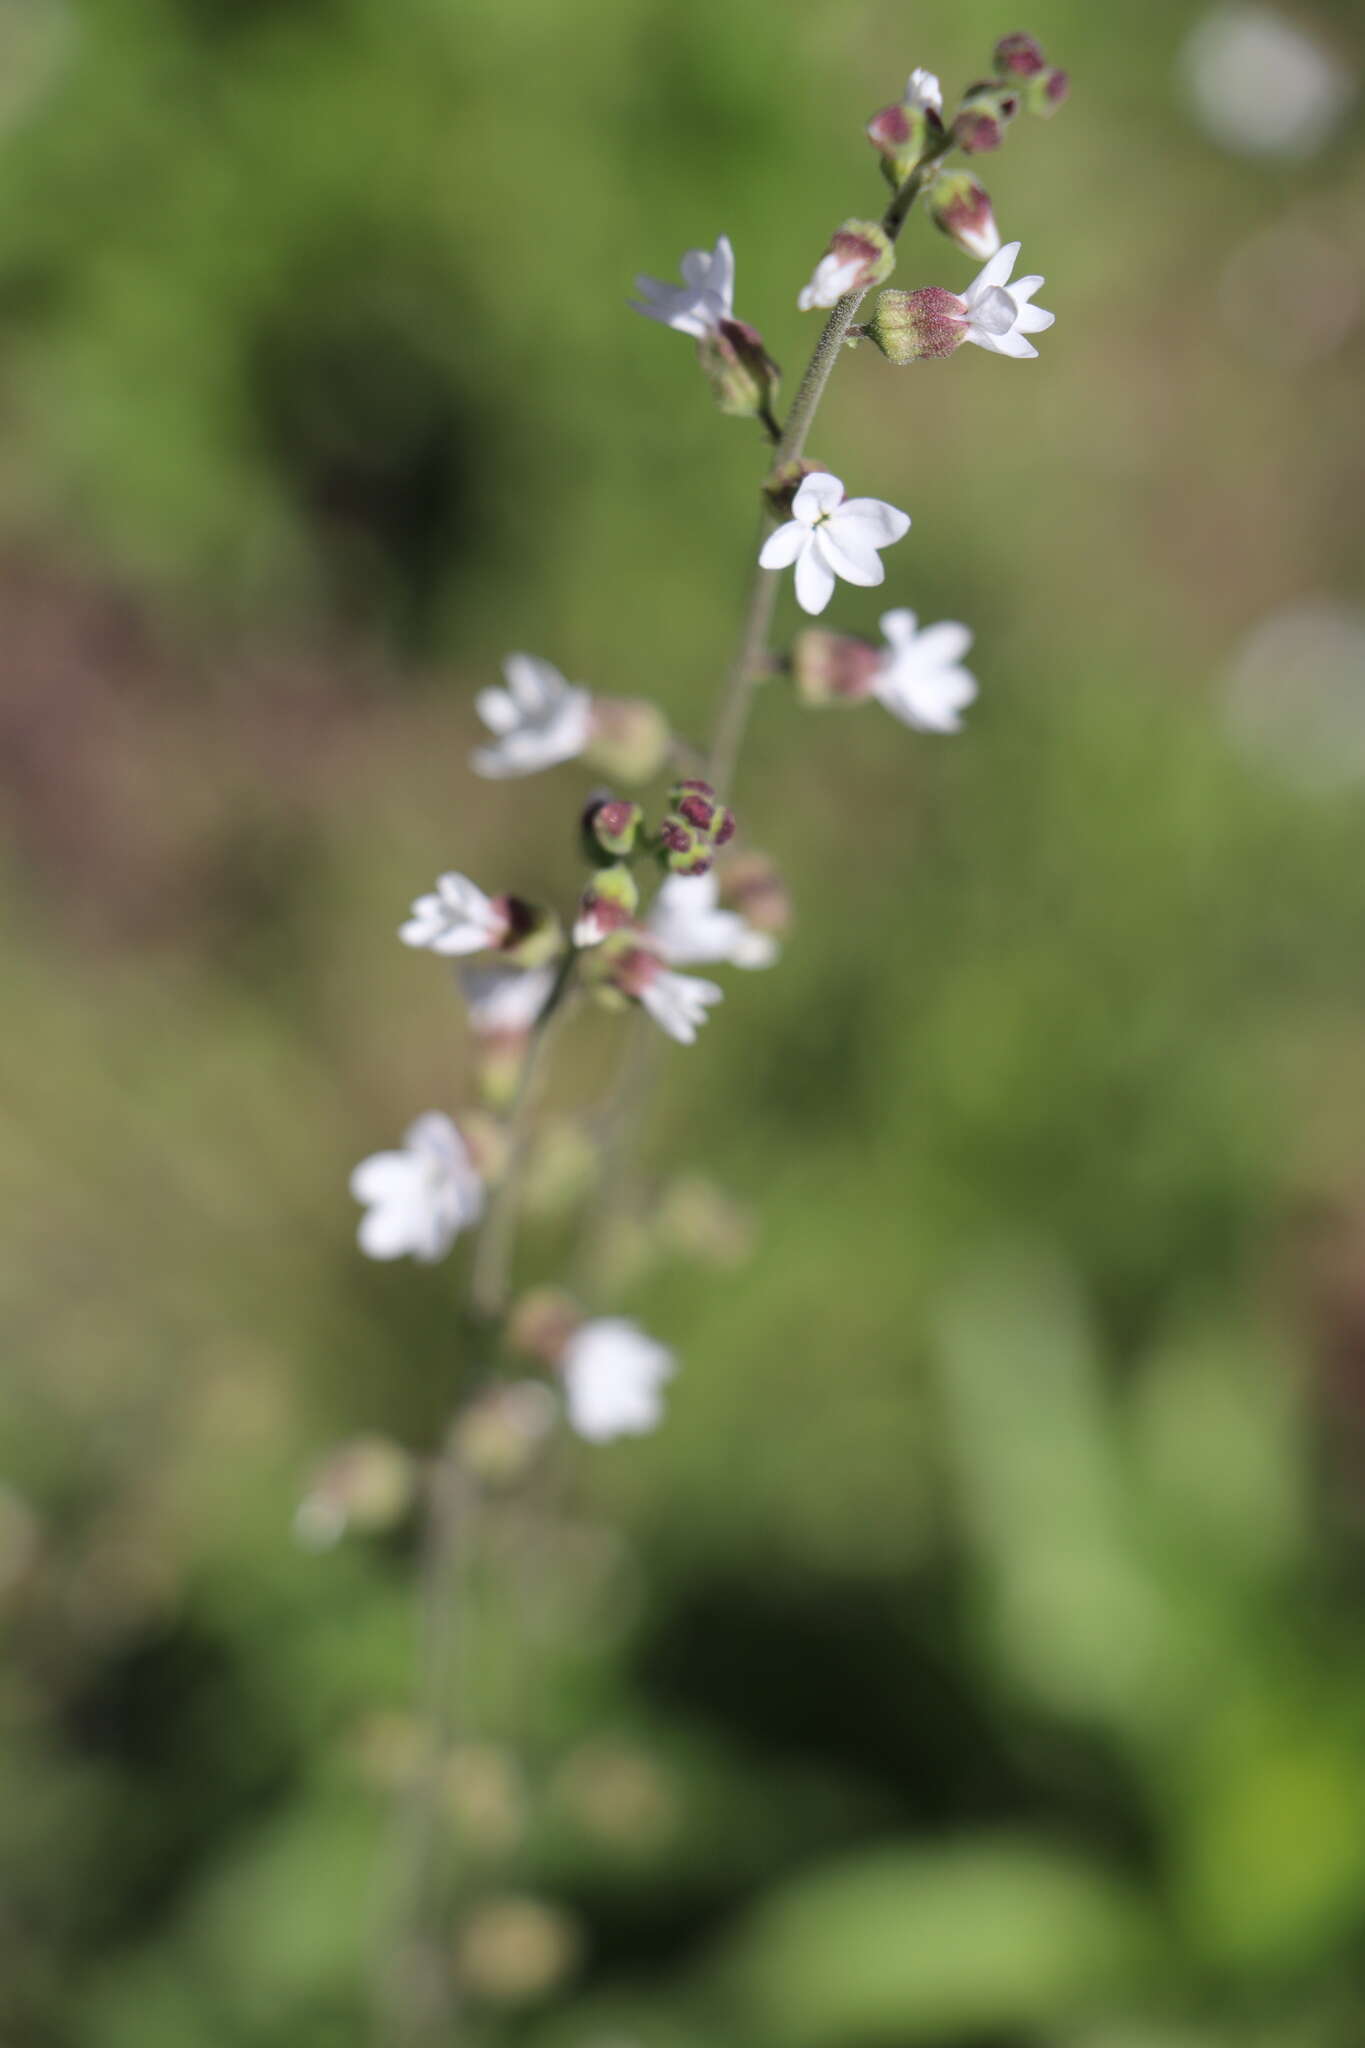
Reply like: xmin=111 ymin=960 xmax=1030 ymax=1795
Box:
xmin=705 ymin=141 xmax=953 ymax=795
xmin=468 ymin=946 xmax=578 ymax=1325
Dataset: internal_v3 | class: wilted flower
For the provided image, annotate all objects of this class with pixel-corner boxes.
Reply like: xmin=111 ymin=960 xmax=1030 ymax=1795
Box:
xmin=473 ymin=653 xmax=593 ymax=779
xmin=874 ymin=609 xmax=979 ymax=732
xmin=631 ymin=235 xmax=735 ymax=337
xmin=350 ymin=1112 xmax=484 ymax=1262
xmin=759 ymin=471 xmax=910 ymax=616
xmin=648 ymin=872 xmax=778 ymax=969
xmin=561 ymin=1317 xmax=678 ymax=1442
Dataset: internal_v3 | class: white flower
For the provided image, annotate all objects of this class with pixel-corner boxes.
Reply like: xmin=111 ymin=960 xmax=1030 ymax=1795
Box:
xmin=960 ymin=241 xmax=1055 ymax=358
xmin=798 ymin=249 xmax=868 ymax=313
xmin=457 ymin=964 xmax=555 ymax=1036
xmin=630 ymin=235 xmax=735 ymax=339
xmin=874 ymin=610 xmax=979 ymax=733
xmin=1182 ymin=5 xmax=1355 ymax=159
xmin=639 ymin=967 xmax=724 ymax=1045
xmin=648 ymin=873 xmax=778 ymax=969
xmin=758 ymin=471 xmax=910 ymax=617
xmin=561 ymin=1318 xmax=677 ymax=1442
xmin=906 ymin=67 xmax=944 ymax=113
xmin=473 ymin=653 xmax=593 ymax=779
xmin=350 ymin=1113 xmax=484 ymax=1263
xmin=400 ymin=873 xmax=508 ymax=956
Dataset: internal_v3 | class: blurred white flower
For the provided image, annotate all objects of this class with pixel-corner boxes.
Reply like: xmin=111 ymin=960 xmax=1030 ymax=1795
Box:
xmin=561 ymin=1318 xmax=677 ymax=1442
xmin=473 ymin=653 xmax=593 ymax=779
xmin=351 ymin=1113 xmax=484 ymax=1262
xmin=639 ymin=966 xmax=725 ymax=1044
xmin=458 ymin=964 xmax=555 ymax=1036
xmin=1182 ymin=5 xmax=1355 ymax=158
xmin=906 ymin=67 xmax=944 ymax=113
xmin=400 ymin=873 xmax=509 ymax=955
xmin=874 ymin=610 xmax=979 ymax=732
xmin=961 ymin=242 xmax=1055 ymax=358
xmin=648 ymin=873 xmax=778 ymax=969
xmin=631 ymin=236 xmax=735 ymax=338
xmin=759 ymin=472 xmax=911 ymax=617
xmin=1225 ymin=599 xmax=1365 ymax=789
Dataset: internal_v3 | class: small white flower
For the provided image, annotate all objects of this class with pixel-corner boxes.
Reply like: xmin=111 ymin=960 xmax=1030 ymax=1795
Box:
xmin=630 ymin=235 xmax=735 ymax=339
xmin=759 ymin=471 xmax=910 ymax=617
xmin=457 ymin=964 xmax=555 ymax=1036
xmin=648 ymin=873 xmax=778 ymax=969
xmin=400 ymin=873 xmax=508 ymax=956
xmin=350 ymin=1113 xmax=484 ymax=1263
xmin=906 ymin=67 xmax=944 ymax=113
xmin=561 ymin=1317 xmax=677 ymax=1442
xmin=960 ymin=241 xmax=1055 ymax=358
xmin=473 ymin=653 xmax=593 ymax=780
xmin=639 ymin=966 xmax=725 ymax=1045
xmin=874 ymin=610 xmax=979 ymax=733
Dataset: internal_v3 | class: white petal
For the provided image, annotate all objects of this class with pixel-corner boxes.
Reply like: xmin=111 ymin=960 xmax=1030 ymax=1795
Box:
xmin=349 ymin=1151 xmax=414 ymax=1203
xmin=964 ymin=240 xmax=1020 ymax=306
xmin=358 ymin=1199 xmax=426 ymax=1261
xmin=791 ymin=471 xmax=845 ymax=524
xmin=912 ymin=620 xmax=974 ymax=665
xmin=502 ymin=652 xmax=564 ymax=712
xmin=731 ymin=930 xmax=779 ymax=969
xmin=758 ymin=520 xmax=807 ymax=571
xmin=475 ymin=687 xmax=518 ymax=736
xmin=975 ymin=326 xmax=1038 ymax=359
xmin=1015 ymin=301 xmax=1055 ymax=334
xmin=814 ymin=524 xmax=885 ymax=589
xmin=906 ymin=67 xmax=943 ymax=112
xmin=710 ymin=235 xmax=736 ymax=318
xmin=879 ymin=608 xmax=919 ymax=646
xmin=793 ymin=542 xmax=837 ymax=615
xmin=834 ymin=498 xmax=912 ymax=548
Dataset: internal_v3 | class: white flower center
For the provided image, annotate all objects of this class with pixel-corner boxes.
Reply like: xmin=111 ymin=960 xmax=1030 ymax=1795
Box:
xmin=973 ymin=286 xmax=1018 ymax=336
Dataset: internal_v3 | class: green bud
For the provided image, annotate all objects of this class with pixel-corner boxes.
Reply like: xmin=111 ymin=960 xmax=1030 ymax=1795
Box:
xmin=574 ymin=862 xmax=638 ymax=947
xmin=697 ymin=317 xmax=781 ymax=419
xmin=864 ymin=287 xmax=969 ymax=364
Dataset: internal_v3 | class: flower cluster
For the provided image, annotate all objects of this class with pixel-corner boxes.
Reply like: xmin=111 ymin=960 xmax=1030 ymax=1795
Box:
xmin=345 ymin=31 xmax=1067 ymax=1471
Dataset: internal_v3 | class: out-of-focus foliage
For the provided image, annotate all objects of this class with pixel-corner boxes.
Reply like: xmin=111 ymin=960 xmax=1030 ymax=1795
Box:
xmin=2 ymin=0 xmax=1365 ymax=2045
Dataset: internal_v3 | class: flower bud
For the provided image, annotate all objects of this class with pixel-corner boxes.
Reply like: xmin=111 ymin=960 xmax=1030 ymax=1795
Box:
xmin=790 ymin=627 xmax=881 ymax=705
xmin=573 ymin=862 xmax=638 ymax=947
xmin=953 ymin=82 xmax=1020 ymax=153
xmin=582 ymin=795 xmax=643 ymax=864
xmin=864 ymin=286 xmax=968 ymax=364
xmin=294 ymin=1436 xmax=416 ymax=1551
xmin=585 ymin=696 xmax=671 ymax=785
xmin=993 ymin=31 xmax=1047 ymax=77
xmin=1024 ymin=65 xmax=1069 ymax=116
xmin=656 ymin=779 xmax=735 ymax=875
xmin=718 ymin=851 xmax=791 ymax=935
xmin=495 ymin=898 xmax=564 ymax=968
xmin=697 ymin=317 xmax=781 ymax=419
xmin=927 ymin=169 xmax=1001 ymax=262
xmin=454 ymin=1895 xmax=582 ymax=2006
xmin=508 ymin=1286 xmax=583 ymax=1366
xmin=797 ymin=220 xmax=895 ymax=312
xmin=453 ymin=1380 xmax=559 ymax=1486
xmin=764 ymin=457 xmax=830 ymax=520
xmin=866 ymin=99 xmax=944 ymax=183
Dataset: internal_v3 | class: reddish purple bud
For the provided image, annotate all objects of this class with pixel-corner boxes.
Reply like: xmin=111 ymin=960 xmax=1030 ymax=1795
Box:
xmin=1026 ymin=65 xmax=1069 ymax=115
xmin=928 ymin=170 xmax=1001 ymax=262
xmin=865 ymin=287 xmax=968 ymax=364
xmin=713 ymin=810 xmax=736 ymax=847
xmin=866 ymin=98 xmax=943 ymax=181
xmin=994 ymin=31 xmax=1047 ymax=77
xmin=582 ymin=796 xmax=643 ymax=863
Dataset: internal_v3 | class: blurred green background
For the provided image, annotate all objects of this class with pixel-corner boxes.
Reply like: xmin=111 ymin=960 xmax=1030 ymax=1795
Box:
xmin=3 ymin=0 xmax=1365 ymax=2043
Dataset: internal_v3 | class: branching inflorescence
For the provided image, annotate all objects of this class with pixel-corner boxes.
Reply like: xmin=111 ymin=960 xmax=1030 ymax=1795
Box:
xmin=345 ymin=28 xmax=1069 ymax=2033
